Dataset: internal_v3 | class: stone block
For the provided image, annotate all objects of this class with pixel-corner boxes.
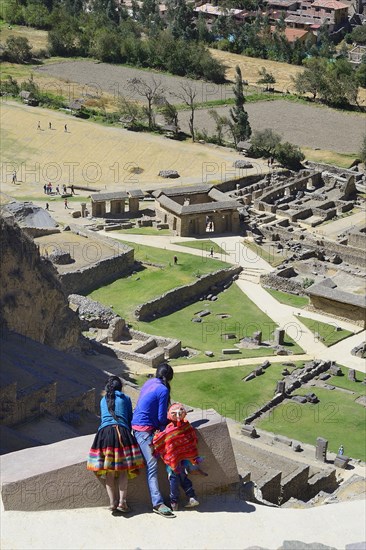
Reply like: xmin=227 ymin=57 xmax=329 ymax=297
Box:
xmin=107 ymin=317 xmax=125 ymax=342
xmin=222 ymin=348 xmax=240 ymax=354
xmin=254 ymin=367 xmax=263 ymax=376
xmin=1 ymin=408 xmax=238 ymax=511
xmin=197 ymin=310 xmax=211 ymax=318
xmin=274 ymin=435 xmax=292 ymax=446
xmin=292 ymin=396 xmax=307 ymax=404
xmin=243 ymin=373 xmax=255 ymax=382
xmin=205 ymin=351 xmax=214 ymax=357
xmin=334 ymin=455 xmax=350 ymax=469
xmin=348 ymin=369 xmax=357 ymax=382
xmin=315 ymin=437 xmax=328 ymax=462
xmin=72 ymin=211 xmax=81 ymax=218
xmin=260 ymin=360 xmax=270 ymax=369
xmin=240 ymin=425 xmax=257 ymax=438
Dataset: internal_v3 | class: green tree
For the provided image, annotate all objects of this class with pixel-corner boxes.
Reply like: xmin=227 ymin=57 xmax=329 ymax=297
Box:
xmin=359 ymin=133 xmax=366 ymax=163
xmin=250 ymin=128 xmax=281 ymax=157
xmin=293 ymin=57 xmax=327 ymax=100
xmin=230 ymin=65 xmax=251 ymax=147
xmin=208 ymin=109 xmax=230 ymax=145
xmin=275 ymin=141 xmax=304 ymax=169
xmin=257 ymin=66 xmax=276 ymax=91
xmin=356 ymin=60 xmax=366 ymax=88
xmin=350 ymin=24 xmax=366 ymax=45
xmin=159 ymin=100 xmax=179 ymax=133
xmin=117 ymin=95 xmax=146 ymax=128
xmin=3 ymin=36 xmax=33 ymax=63
xmin=166 ymin=0 xmax=195 ymax=41
xmin=23 ymin=1 xmax=50 ymax=28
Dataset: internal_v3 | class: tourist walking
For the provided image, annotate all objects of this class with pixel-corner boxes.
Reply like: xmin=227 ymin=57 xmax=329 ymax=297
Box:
xmin=45 ymin=202 xmax=49 ymax=211
xmin=209 ymin=246 xmax=214 ymax=257
xmin=49 ymin=122 xmax=52 ymax=130
xmin=87 ymin=376 xmax=144 ymax=513
xmin=64 ymin=124 xmax=68 ymax=132
xmin=37 ymin=121 xmax=41 ymax=130
xmin=12 ymin=171 xmax=17 ymax=184
xmin=132 ymin=364 xmax=176 ymax=518
xmin=152 ymin=403 xmax=204 ymax=512
xmin=64 ymin=198 xmax=69 ymax=209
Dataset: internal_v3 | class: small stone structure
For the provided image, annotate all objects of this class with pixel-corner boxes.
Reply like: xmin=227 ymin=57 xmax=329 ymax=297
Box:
xmin=90 ymin=190 xmax=144 ymax=217
xmin=315 ymin=437 xmax=328 ymax=462
xmin=153 ymin=184 xmax=240 ymax=237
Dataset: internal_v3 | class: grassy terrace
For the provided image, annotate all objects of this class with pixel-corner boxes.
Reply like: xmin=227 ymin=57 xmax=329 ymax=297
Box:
xmin=243 ymin=239 xmax=287 ymax=268
xmin=295 ymin=315 xmax=354 ymax=347
xmin=170 ymin=362 xmax=366 ymax=461
xmin=257 ymin=373 xmax=366 ymax=461
xmin=171 ymin=361 xmax=302 ymax=422
xmin=89 ymin=242 xmax=303 ymax=362
xmin=89 ymin=242 xmax=229 ymax=320
xmin=176 ymin=239 xmax=227 ymax=256
xmin=266 ymin=288 xmax=309 ymax=309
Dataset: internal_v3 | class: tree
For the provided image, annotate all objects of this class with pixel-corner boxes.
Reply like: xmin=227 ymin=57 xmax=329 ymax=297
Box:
xmin=230 ymin=65 xmax=251 ymax=147
xmin=356 ymin=60 xmax=366 ymax=88
xmin=117 ymin=95 xmax=146 ymax=128
xmin=171 ymin=83 xmax=197 ymax=141
xmin=128 ymin=77 xmax=164 ymax=129
xmin=293 ymin=58 xmax=328 ymax=100
xmin=3 ymin=36 xmax=33 ymax=63
xmin=350 ymin=24 xmax=366 ymax=45
xmin=166 ymin=0 xmax=195 ymax=41
xmin=159 ymin=100 xmax=179 ymax=134
xmin=257 ymin=67 xmax=276 ymax=91
xmin=274 ymin=141 xmax=304 ymax=169
xmin=359 ymin=133 xmax=366 ymax=164
xmin=250 ymin=128 xmax=281 ymax=157
xmin=23 ymin=1 xmax=50 ymax=28
xmin=208 ymin=109 xmax=230 ymax=145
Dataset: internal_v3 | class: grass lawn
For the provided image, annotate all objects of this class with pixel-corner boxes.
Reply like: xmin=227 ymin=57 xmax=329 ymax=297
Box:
xmin=89 ymin=242 xmax=229 ymax=320
xmin=302 ymin=148 xmax=358 ymax=169
xmin=116 ymin=227 xmax=171 ymax=236
xmin=137 ymin=283 xmax=304 ymax=362
xmin=257 ymin=382 xmax=366 ymax=461
xmin=176 ymin=240 xmax=227 ymax=255
xmin=171 ymin=361 xmax=304 ymax=424
xmin=243 ymin=240 xmax=286 ymax=268
xmin=295 ymin=315 xmax=354 ymax=347
xmin=266 ymin=288 xmax=309 ymax=309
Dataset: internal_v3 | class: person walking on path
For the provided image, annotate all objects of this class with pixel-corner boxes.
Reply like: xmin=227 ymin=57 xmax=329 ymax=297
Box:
xmin=209 ymin=246 xmax=214 ymax=257
xmin=152 ymin=403 xmax=205 ymax=512
xmin=70 ymin=184 xmax=75 ymax=195
xmin=45 ymin=203 xmax=49 ymax=211
xmin=87 ymin=376 xmax=144 ymax=513
xmin=132 ymin=364 xmax=176 ymax=518
xmin=37 ymin=121 xmax=41 ymax=130
xmin=12 ymin=171 xmax=17 ymax=184
xmin=64 ymin=198 xmax=69 ymax=209
xmin=64 ymin=124 xmax=68 ymax=132
xmin=49 ymin=122 xmax=52 ymax=130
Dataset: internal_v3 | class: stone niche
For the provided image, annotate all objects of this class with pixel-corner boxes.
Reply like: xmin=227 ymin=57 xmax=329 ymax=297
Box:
xmin=1 ymin=409 xmax=238 ymax=511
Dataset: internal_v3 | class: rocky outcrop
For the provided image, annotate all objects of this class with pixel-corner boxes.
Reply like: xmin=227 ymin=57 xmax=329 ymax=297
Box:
xmin=0 ymin=216 xmax=80 ymax=350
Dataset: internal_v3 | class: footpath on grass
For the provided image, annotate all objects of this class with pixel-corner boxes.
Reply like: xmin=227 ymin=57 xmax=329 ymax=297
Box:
xmin=102 ymin=232 xmax=365 ymax=374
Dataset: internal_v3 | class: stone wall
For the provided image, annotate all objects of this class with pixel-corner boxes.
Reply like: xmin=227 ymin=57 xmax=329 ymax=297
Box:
xmin=309 ymin=295 xmax=366 ymax=327
xmin=23 ymin=227 xmax=61 ymax=238
xmin=60 ymin=249 xmax=134 ymax=295
xmin=261 ymin=273 xmax=304 ymax=295
xmin=0 ymin=216 xmax=80 ymax=351
xmin=129 ymin=329 xmax=181 ymax=358
xmin=135 ymin=266 xmax=242 ymax=321
xmin=348 ymin=230 xmax=366 ymax=250
xmin=1 ymin=408 xmax=239 ymax=511
xmin=261 ymin=225 xmax=366 ymax=267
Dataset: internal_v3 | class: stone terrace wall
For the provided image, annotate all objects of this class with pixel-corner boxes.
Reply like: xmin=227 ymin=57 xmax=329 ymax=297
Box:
xmin=261 ymin=225 xmax=366 ymax=267
xmin=135 ymin=266 xmax=242 ymax=321
xmin=60 ymin=251 xmax=134 ymax=295
xmin=261 ymin=273 xmax=304 ymax=295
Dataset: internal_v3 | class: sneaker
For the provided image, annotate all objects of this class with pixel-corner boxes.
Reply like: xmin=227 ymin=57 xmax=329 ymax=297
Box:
xmin=171 ymin=501 xmax=179 ymax=512
xmin=185 ymin=497 xmax=199 ymax=508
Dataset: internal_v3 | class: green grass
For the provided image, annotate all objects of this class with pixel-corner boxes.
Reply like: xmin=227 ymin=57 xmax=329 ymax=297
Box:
xmin=176 ymin=240 xmax=227 ymax=255
xmin=136 ymin=283 xmax=304 ymax=362
xmin=243 ymin=239 xmax=286 ymax=268
xmin=295 ymin=315 xmax=354 ymax=347
xmin=89 ymin=242 xmax=229 ymax=320
xmin=171 ymin=361 xmax=305 ymax=423
xmin=266 ymin=288 xmax=309 ymax=309
xmin=257 ymin=382 xmax=366 ymax=461
xmin=116 ymin=227 xmax=171 ymax=236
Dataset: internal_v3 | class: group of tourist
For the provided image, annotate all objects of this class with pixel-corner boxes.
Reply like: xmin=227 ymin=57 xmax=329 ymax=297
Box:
xmin=87 ymin=365 xmax=203 ymax=518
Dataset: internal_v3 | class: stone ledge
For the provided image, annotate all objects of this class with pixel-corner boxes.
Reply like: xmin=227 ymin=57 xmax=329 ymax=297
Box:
xmin=1 ymin=408 xmax=238 ymax=511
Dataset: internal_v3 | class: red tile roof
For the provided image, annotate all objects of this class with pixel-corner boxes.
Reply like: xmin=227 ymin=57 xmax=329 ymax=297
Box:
xmin=311 ymin=0 xmax=348 ymax=9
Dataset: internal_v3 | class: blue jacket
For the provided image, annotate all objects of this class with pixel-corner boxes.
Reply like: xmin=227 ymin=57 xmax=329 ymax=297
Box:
xmin=99 ymin=391 xmax=132 ymax=430
xmin=132 ymin=378 xmax=169 ymax=431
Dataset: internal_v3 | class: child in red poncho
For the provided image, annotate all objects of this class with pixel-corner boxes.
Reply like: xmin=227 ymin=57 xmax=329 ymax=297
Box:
xmin=152 ymin=403 xmax=207 ymax=511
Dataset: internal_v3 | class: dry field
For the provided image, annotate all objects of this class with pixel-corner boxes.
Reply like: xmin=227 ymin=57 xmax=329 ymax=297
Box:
xmin=0 ymin=100 xmax=267 ymax=198
xmin=210 ymin=49 xmax=366 ymax=105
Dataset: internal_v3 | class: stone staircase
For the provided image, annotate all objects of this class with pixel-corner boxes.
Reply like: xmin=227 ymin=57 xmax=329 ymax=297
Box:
xmin=238 ymin=267 xmax=267 ymax=284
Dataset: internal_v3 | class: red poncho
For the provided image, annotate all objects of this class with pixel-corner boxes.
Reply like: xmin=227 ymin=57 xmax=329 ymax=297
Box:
xmin=152 ymin=420 xmax=199 ymax=473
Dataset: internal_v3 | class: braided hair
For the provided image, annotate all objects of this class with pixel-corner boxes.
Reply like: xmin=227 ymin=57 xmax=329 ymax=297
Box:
xmin=155 ymin=364 xmax=174 ymax=404
xmin=105 ymin=376 xmax=122 ymax=421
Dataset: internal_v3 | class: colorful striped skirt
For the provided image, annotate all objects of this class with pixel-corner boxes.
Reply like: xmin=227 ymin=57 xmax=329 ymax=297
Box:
xmin=87 ymin=425 xmax=144 ymax=477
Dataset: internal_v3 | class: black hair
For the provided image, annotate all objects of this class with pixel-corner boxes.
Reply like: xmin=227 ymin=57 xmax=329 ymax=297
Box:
xmin=156 ymin=364 xmax=174 ymax=403
xmin=105 ymin=376 xmax=122 ymax=421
